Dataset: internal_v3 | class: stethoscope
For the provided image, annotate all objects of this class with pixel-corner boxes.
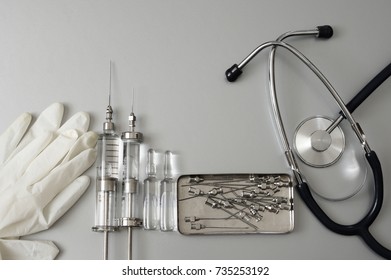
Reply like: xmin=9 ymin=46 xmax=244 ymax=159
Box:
xmin=225 ymin=25 xmax=391 ymax=259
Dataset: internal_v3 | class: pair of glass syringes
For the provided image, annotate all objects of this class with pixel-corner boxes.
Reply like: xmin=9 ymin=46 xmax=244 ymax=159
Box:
xmin=92 ymin=67 xmax=175 ymax=259
xmin=92 ymin=98 xmax=142 ymax=260
xmin=92 ymin=103 xmax=176 ymax=260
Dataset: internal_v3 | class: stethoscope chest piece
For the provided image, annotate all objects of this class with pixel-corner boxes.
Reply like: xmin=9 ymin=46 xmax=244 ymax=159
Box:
xmin=293 ymin=116 xmax=345 ymax=168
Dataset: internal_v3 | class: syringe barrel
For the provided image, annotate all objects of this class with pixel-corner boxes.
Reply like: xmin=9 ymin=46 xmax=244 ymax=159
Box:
xmin=96 ymin=133 xmax=120 ymax=178
xmin=93 ymin=133 xmax=120 ymax=231
xmin=94 ymin=178 xmax=118 ymax=231
xmin=121 ymin=137 xmax=140 ymax=181
xmin=120 ymin=137 xmax=142 ymax=226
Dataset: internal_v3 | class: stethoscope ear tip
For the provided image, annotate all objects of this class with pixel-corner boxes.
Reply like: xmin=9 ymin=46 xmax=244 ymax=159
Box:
xmin=225 ymin=64 xmax=243 ymax=82
xmin=317 ymin=25 xmax=334 ymax=39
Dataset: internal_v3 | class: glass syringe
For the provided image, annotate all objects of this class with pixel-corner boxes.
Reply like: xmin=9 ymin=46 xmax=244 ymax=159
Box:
xmin=92 ymin=62 xmax=120 ymax=260
xmin=119 ymin=102 xmax=143 ymax=260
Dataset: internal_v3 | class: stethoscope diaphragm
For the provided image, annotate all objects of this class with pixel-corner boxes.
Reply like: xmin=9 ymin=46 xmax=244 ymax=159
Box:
xmin=293 ymin=116 xmax=345 ymax=168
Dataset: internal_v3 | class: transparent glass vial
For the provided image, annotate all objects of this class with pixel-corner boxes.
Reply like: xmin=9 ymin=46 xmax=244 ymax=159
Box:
xmin=143 ymin=148 xmax=160 ymax=230
xmin=160 ymin=151 xmax=176 ymax=231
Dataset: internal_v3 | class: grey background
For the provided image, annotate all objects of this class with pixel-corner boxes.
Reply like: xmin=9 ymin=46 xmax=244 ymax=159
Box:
xmin=1 ymin=0 xmax=391 ymax=259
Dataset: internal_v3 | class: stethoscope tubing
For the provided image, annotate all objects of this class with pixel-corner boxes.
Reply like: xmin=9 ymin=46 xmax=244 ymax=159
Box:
xmin=297 ymin=151 xmax=390 ymax=259
xmin=297 ymin=152 xmax=382 ymax=236
xmin=344 ymin=62 xmax=391 ymax=115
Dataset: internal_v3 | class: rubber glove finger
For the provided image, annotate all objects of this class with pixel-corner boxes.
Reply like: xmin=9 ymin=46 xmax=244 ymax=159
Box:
xmin=0 ymin=132 xmax=53 ymax=192
xmin=10 ymin=103 xmax=64 ymax=157
xmin=29 ymin=147 xmax=97 ymax=208
xmin=0 ymin=112 xmax=32 ymax=165
xmin=43 ymin=175 xmax=90 ymax=228
xmin=0 ymin=239 xmax=59 ymax=260
xmin=62 ymin=131 xmax=98 ymax=164
xmin=20 ymin=129 xmax=78 ymax=187
xmin=57 ymin=111 xmax=90 ymax=135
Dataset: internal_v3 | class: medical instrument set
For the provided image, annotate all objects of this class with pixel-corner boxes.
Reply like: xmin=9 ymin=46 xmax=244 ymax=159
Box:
xmin=225 ymin=25 xmax=391 ymax=259
xmin=86 ymin=28 xmax=391 ymax=259
xmin=177 ymin=174 xmax=293 ymax=234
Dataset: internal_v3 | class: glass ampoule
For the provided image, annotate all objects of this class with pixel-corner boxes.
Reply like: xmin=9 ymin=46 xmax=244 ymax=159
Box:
xmin=143 ymin=148 xmax=160 ymax=230
xmin=160 ymin=151 xmax=176 ymax=231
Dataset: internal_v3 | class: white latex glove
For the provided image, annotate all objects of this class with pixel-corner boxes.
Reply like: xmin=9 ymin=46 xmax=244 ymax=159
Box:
xmin=0 ymin=238 xmax=59 ymax=260
xmin=0 ymin=103 xmax=97 ymax=259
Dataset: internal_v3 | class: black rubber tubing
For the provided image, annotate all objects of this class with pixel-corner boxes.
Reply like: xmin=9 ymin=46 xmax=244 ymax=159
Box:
xmin=297 ymin=151 xmax=391 ymax=259
xmin=343 ymin=62 xmax=391 ymax=115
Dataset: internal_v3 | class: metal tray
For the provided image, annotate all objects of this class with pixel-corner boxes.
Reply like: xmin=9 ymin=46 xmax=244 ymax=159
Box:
xmin=177 ymin=173 xmax=294 ymax=235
